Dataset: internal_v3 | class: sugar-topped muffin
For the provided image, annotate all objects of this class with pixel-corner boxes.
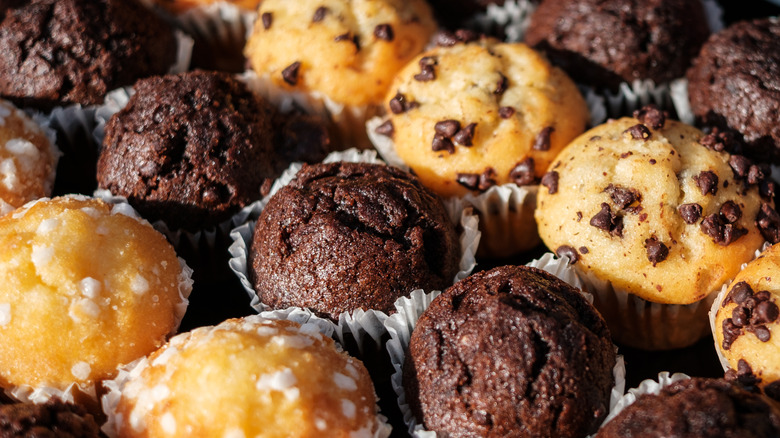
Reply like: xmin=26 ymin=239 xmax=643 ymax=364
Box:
xmin=0 ymin=196 xmax=191 ymax=399
xmin=0 ymin=99 xmax=59 ymax=216
xmin=106 ymin=316 xmax=390 ymax=438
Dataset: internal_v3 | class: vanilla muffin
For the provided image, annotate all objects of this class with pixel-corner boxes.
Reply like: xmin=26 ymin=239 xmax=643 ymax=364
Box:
xmin=0 ymin=99 xmax=58 ymax=216
xmin=535 ymin=106 xmax=773 ymax=349
xmin=713 ymin=243 xmax=780 ymax=401
xmin=106 ymin=316 xmax=390 ymax=438
xmin=0 ymin=196 xmax=191 ymax=401
xmin=381 ymin=37 xmax=589 ymax=198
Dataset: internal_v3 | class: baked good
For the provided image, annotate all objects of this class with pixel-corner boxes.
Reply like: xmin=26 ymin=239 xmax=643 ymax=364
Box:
xmin=404 ymin=265 xmax=616 ymax=437
xmin=713 ymin=242 xmax=780 ymax=401
xmin=595 ymin=377 xmax=780 ymax=437
xmin=0 ymin=399 xmax=101 ymax=437
xmin=97 ymin=70 xmax=282 ymax=232
xmin=525 ymin=0 xmax=710 ymax=91
xmin=0 ymin=196 xmax=191 ymax=399
xmin=108 ymin=316 xmax=389 ymax=437
xmin=0 ymin=0 xmax=177 ymax=110
xmin=379 ymin=36 xmax=588 ymax=198
xmin=535 ymin=107 xmax=774 ymax=348
xmin=686 ymin=18 xmax=780 ymax=163
xmin=249 ymin=161 xmax=460 ymax=320
xmin=152 ymin=0 xmax=260 ymax=13
xmin=0 ymin=99 xmax=58 ymax=215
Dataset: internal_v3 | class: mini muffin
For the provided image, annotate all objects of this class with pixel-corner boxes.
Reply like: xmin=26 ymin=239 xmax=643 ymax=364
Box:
xmin=404 ymin=265 xmax=617 ymax=437
xmin=713 ymin=243 xmax=780 ymax=401
xmin=249 ymin=161 xmax=460 ymax=320
xmin=381 ymin=36 xmax=588 ymax=198
xmin=0 ymin=0 xmax=177 ymax=110
xmin=97 ymin=70 xmax=282 ymax=232
xmin=595 ymin=377 xmax=780 ymax=437
xmin=106 ymin=316 xmax=390 ymax=438
xmin=0 ymin=399 xmax=101 ymax=437
xmin=0 ymin=99 xmax=59 ymax=216
xmin=0 ymin=196 xmax=191 ymax=400
xmin=535 ymin=107 xmax=776 ymax=349
xmin=687 ymin=18 xmax=780 ymax=163
xmin=525 ymin=0 xmax=710 ymax=91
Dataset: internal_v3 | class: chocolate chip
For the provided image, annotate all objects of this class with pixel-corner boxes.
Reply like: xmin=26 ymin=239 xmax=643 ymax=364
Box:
xmin=261 ymin=12 xmax=273 ymax=29
xmin=620 ymin=152 xmax=633 ymax=159
xmin=701 ymin=214 xmax=724 ymax=241
xmin=722 ymin=223 xmax=748 ymax=245
xmin=678 ymin=203 xmax=702 ymax=224
xmin=374 ymin=120 xmax=394 ymax=137
xmin=633 ymin=104 xmax=666 ymax=130
xmin=389 ymin=92 xmax=417 ymax=114
xmin=693 ymin=170 xmax=718 ymax=196
xmin=434 ymin=31 xmax=458 ymax=47
xmin=649 ymin=159 xmax=657 ymax=164
xmin=735 ymin=359 xmax=761 ymax=387
xmin=751 ymin=325 xmax=771 ymax=342
xmin=756 ymin=203 xmax=780 ymax=244
xmin=541 ymin=171 xmax=559 ymax=194
xmin=729 ymin=155 xmax=751 ymax=179
xmin=494 ymin=73 xmax=508 ymax=95
xmin=606 ymin=184 xmax=640 ymax=210
xmin=590 ymin=203 xmax=623 ymax=237
xmin=456 ymin=173 xmax=479 ymax=191
xmin=726 ymin=281 xmax=754 ymax=306
xmin=579 ymin=246 xmax=589 ymax=254
xmin=334 ymin=32 xmax=360 ymax=50
xmin=645 ymin=237 xmax=669 ymax=266
xmin=434 ymin=120 xmax=460 ymax=138
xmin=748 ymin=165 xmax=764 ymax=185
xmin=720 ymin=201 xmax=742 ymax=224
xmin=732 ymin=306 xmax=749 ymax=327
xmin=453 ymin=123 xmax=476 ymax=146
xmin=509 ymin=157 xmax=535 ymax=186
xmin=722 ymin=318 xmax=742 ymax=350
xmin=432 ymin=135 xmax=454 ymax=154
xmin=556 ymin=245 xmax=579 ymax=264
xmin=281 ymin=61 xmax=301 ymax=85
xmin=374 ymin=23 xmax=394 ymax=41
xmin=756 ymin=291 xmax=772 ymax=302
xmin=312 ymin=6 xmax=328 ymax=22
xmin=760 ymin=181 xmax=776 ymax=199
xmin=414 ymin=62 xmax=436 ymax=82
xmin=576 ymin=211 xmax=583 ymax=221
xmin=752 ymin=300 xmax=779 ymax=325
xmin=478 ymin=167 xmax=497 ymax=191
xmin=532 ymin=127 xmax=554 ymax=151
xmin=699 ymin=128 xmax=734 ymax=152
xmin=499 ymin=106 xmax=515 ymax=119
xmin=624 ymin=124 xmax=651 ymax=141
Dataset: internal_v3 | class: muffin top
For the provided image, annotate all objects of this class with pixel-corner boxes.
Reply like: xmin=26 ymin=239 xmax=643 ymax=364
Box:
xmin=245 ymin=0 xmax=437 ymax=107
xmin=687 ymin=18 xmax=780 ymax=163
xmin=535 ymin=108 xmax=773 ymax=304
xmin=380 ymin=37 xmax=588 ymax=197
xmin=249 ymin=161 xmax=460 ymax=320
xmin=596 ymin=377 xmax=780 ymax=437
xmin=0 ymin=399 xmax=101 ymax=438
xmin=97 ymin=70 xmax=281 ymax=232
xmin=0 ymin=196 xmax=191 ymax=392
xmin=111 ymin=317 xmax=388 ymax=438
xmin=404 ymin=265 xmax=616 ymax=438
xmin=525 ymin=0 xmax=709 ymax=90
xmin=0 ymin=0 xmax=177 ymax=110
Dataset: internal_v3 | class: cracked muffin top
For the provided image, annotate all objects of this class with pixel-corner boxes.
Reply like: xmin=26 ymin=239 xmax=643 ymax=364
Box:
xmin=97 ymin=70 xmax=281 ymax=232
xmin=248 ymin=161 xmax=460 ymax=320
xmin=403 ymin=265 xmax=616 ymax=438
xmin=0 ymin=0 xmax=177 ymax=110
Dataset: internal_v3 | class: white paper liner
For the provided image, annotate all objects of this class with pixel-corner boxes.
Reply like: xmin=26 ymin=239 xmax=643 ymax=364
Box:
xmin=464 ymin=0 xmax=537 ymax=42
xmin=385 ymin=253 xmax=627 ymax=437
xmin=160 ymin=2 xmax=256 ymax=50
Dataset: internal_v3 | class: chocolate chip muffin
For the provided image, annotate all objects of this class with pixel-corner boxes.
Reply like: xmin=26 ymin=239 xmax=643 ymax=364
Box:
xmin=0 ymin=399 xmax=101 ymax=437
xmin=0 ymin=0 xmax=177 ymax=110
xmin=595 ymin=377 xmax=780 ymax=437
xmin=713 ymin=242 xmax=780 ymax=401
xmin=687 ymin=18 xmax=780 ymax=163
xmin=525 ymin=0 xmax=710 ymax=91
xmin=248 ymin=161 xmax=460 ymax=320
xmin=404 ymin=265 xmax=616 ymax=438
xmin=97 ymin=70 xmax=282 ymax=232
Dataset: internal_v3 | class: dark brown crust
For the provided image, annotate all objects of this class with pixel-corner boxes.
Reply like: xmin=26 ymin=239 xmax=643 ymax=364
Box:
xmin=97 ymin=70 xmax=279 ymax=231
xmin=596 ymin=378 xmax=780 ymax=437
xmin=0 ymin=0 xmax=176 ymax=110
xmin=525 ymin=0 xmax=709 ymax=91
xmin=687 ymin=18 xmax=780 ymax=163
xmin=404 ymin=265 xmax=616 ymax=437
xmin=0 ymin=400 xmax=101 ymax=438
xmin=249 ymin=162 xmax=460 ymax=320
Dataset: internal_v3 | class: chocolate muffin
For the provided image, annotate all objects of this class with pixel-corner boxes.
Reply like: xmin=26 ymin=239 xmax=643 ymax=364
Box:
xmin=595 ymin=377 xmax=780 ymax=437
xmin=249 ymin=161 xmax=460 ymax=320
xmin=97 ymin=70 xmax=282 ymax=232
xmin=0 ymin=0 xmax=177 ymax=110
xmin=0 ymin=399 xmax=101 ymax=437
xmin=525 ymin=0 xmax=710 ymax=91
xmin=686 ymin=18 xmax=780 ymax=163
xmin=404 ymin=265 xmax=616 ymax=437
